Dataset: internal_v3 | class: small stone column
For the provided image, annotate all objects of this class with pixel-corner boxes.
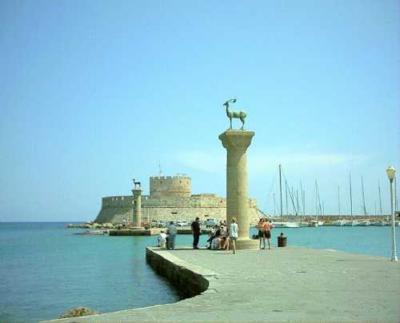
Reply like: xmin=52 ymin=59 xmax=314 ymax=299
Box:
xmin=132 ymin=181 xmax=143 ymax=228
xmin=219 ymin=130 xmax=257 ymax=249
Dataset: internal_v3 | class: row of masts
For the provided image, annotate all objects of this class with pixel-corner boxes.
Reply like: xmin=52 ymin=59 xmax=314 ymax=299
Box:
xmin=272 ymin=164 xmax=397 ymax=217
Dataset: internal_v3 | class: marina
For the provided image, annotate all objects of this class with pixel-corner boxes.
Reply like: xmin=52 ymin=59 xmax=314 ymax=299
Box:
xmin=68 ymin=215 xmax=399 ymax=236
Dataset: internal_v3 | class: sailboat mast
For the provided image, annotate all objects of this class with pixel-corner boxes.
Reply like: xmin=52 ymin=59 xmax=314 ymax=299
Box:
xmin=361 ymin=176 xmax=367 ymax=216
xmin=349 ymin=173 xmax=353 ymax=218
xmin=315 ymin=180 xmax=318 ymax=217
xmin=378 ymin=182 xmax=383 ymax=215
xmin=300 ymin=181 xmax=305 ymax=216
xmin=291 ymin=186 xmax=298 ymax=215
xmin=285 ymin=181 xmax=289 ymax=215
xmin=315 ymin=180 xmax=322 ymax=219
xmin=287 ymin=183 xmax=297 ymax=215
xmin=338 ymin=186 xmax=341 ymax=216
xmin=279 ymin=164 xmax=283 ymax=218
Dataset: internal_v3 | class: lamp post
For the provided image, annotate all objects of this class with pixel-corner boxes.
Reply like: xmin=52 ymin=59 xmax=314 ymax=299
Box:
xmin=386 ymin=166 xmax=398 ymax=262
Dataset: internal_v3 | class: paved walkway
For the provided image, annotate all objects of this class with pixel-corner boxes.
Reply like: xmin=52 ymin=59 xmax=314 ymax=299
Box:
xmin=45 ymin=247 xmax=400 ymax=322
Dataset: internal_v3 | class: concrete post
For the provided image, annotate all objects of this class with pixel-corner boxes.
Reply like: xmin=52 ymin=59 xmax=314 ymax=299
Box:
xmin=219 ymin=130 xmax=258 ymax=249
xmin=132 ymin=184 xmax=143 ymax=228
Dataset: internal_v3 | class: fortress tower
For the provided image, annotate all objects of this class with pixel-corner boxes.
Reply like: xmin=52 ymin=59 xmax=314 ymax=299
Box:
xmin=149 ymin=175 xmax=191 ymax=199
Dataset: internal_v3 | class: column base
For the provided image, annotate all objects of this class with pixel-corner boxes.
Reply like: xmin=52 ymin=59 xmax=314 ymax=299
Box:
xmin=235 ymin=238 xmax=259 ymax=250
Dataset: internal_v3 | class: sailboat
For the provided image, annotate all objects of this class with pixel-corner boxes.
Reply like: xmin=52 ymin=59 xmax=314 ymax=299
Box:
xmin=371 ymin=182 xmax=387 ymax=226
xmin=273 ymin=221 xmax=300 ymax=228
xmin=343 ymin=173 xmax=359 ymax=226
xmin=309 ymin=180 xmax=324 ymax=227
xmin=273 ymin=165 xmax=300 ymax=228
xmin=333 ymin=174 xmax=350 ymax=226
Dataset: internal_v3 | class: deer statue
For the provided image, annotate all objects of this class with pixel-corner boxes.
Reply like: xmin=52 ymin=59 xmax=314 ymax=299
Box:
xmin=223 ymin=98 xmax=246 ymax=130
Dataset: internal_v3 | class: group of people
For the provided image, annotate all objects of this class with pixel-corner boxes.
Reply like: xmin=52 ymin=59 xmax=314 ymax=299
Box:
xmin=257 ymin=217 xmax=273 ymax=249
xmin=158 ymin=217 xmax=239 ymax=254
xmin=201 ymin=217 xmax=239 ymax=254
xmin=157 ymin=221 xmax=177 ymax=250
xmin=158 ymin=217 xmax=272 ymax=252
xmin=205 ymin=220 xmax=230 ymax=250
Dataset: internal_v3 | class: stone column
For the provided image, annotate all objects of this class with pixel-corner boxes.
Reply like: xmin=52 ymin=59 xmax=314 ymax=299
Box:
xmin=132 ymin=184 xmax=143 ymax=228
xmin=219 ymin=130 xmax=257 ymax=249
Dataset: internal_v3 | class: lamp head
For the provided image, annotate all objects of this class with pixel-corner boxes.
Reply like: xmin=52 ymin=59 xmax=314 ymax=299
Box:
xmin=386 ymin=166 xmax=396 ymax=181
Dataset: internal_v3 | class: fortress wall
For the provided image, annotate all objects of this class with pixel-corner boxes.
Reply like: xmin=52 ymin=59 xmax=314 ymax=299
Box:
xmin=96 ymin=202 xmax=260 ymax=226
xmin=150 ymin=176 xmax=191 ymax=199
xmin=142 ymin=206 xmax=226 ymax=223
xmin=102 ymin=196 xmax=133 ymax=208
xmin=143 ymin=205 xmax=260 ymax=225
xmin=95 ymin=206 xmax=132 ymax=224
xmin=96 ymin=196 xmax=133 ymax=223
xmin=142 ymin=194 xmax=225 ymax=208
xmin=95 ymin=190 xmax=260 ymax=225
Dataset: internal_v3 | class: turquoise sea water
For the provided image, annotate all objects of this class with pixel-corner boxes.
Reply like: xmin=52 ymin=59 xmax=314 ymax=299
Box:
xmin=0 ymin=222 xmax=399 ymax=322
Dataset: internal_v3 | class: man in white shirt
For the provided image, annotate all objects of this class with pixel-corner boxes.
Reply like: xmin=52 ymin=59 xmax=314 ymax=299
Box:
xmin=229 ymin=218 xmax=239 ymax=254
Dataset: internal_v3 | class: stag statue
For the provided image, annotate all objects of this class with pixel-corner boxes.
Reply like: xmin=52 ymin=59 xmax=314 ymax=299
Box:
xmin=223 ymin=98 xmax=246 ymax=130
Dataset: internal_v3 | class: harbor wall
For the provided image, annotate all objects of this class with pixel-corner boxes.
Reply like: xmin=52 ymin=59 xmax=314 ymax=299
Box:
xmin=145 ymin=247 xmax=210 ymax=298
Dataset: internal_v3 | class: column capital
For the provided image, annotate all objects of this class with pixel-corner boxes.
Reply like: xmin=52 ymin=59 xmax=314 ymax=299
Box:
xmin=219 ymin=130 xmax=255 ymax=151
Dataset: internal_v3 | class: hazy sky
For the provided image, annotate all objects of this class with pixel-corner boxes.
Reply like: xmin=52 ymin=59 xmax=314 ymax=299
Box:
xmin=1 ymin=0 xmax=399 ymax=221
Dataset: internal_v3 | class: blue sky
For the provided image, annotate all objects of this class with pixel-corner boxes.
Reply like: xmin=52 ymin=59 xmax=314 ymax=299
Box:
xmin=0 ymin=0 xmax=399 ymax=221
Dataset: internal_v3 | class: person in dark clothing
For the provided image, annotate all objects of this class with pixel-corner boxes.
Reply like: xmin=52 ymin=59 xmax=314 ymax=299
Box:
xmin=191 ymin=217 xmax=201 ymax=249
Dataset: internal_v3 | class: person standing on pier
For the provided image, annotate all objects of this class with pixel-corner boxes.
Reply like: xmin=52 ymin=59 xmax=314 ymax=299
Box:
xmin=191 ymin=217 xmax=201 ymax=249
xmin=263 ymin=219 xmax=273 ymax=250
xmin=257 ymin=218 xmax=266 ymax=249
xmin=229 ymin=218 xmax=238 ymax=254
xmin=167 ymin=221 xmax=177 ymax=250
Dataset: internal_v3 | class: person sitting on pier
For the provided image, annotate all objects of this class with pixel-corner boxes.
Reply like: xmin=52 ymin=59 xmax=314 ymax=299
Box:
xmin=211 ymin=234 xmax=221 ymax=250
xmin=157 ymin=231 xmax=167 ymax=248
xmin=219 ymin=222 xmax=229 ymax=250
xmin=206 ymin=225 xmax=220 ymax=249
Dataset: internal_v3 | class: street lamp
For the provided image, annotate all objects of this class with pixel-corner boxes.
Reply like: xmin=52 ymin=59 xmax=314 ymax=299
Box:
xmin=386 ymin=166 xmax=398 ymax=262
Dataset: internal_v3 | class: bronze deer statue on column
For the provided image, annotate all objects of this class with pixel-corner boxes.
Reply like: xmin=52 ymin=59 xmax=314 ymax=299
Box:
xmin=223 ymin=98 xmax=246 ymax=130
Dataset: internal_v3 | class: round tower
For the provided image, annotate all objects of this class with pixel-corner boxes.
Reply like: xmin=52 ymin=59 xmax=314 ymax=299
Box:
xmin=150 ymin=175 xmax=191 ymax=199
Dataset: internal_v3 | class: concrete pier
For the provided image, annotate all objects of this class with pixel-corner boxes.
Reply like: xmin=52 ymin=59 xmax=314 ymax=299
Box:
xmin=44 ymin=247 xmax=400 ymax=322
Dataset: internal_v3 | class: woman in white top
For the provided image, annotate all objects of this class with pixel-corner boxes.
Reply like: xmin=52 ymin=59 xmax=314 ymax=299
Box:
xmin=228 ymin=218 xmax=239 ymax=254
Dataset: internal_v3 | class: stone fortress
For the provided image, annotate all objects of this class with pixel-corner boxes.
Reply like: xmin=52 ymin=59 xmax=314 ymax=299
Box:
xmin=95 ymin=174 xmax=262 ymax=225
